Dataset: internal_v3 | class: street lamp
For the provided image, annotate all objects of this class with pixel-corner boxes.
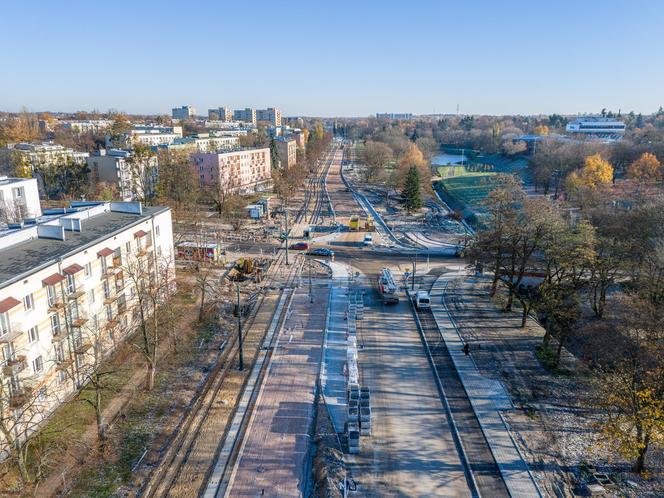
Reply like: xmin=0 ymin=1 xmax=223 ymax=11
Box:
xmin=236 ymin=283 xmax=244 ymax=371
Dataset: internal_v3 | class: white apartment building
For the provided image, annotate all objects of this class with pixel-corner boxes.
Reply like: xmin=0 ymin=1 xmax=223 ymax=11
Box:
xmin=233 ymin=108 xmax=257 ymax=125
xmin=107 ymin=125 xmax=183 ymax=148
xmin=0 ymin=177 xmax=41 ymax=223
xmin=87 ymin=149 xmax=158 ymax=201
xmin=191 ymin=147 xmax=271 ymax=193
xmin=0 ymin=201 xmax=174 ymax=453
xmin=376 ymin=113 xmax=413 ymax=121
xmin=256 ymin=108 xmax=282 ymax=127
xmin=61 ymin=120 xmax=114 ymax=135
xmin=163 ymin=135 xmax=240 ymax=153
xmin=275 ymin=137 xmax=297 ymax=169
xmin=172 ymin=106 xmax=196 ymax=120
xmin=208 ymin=107 xmax=233 ymax=121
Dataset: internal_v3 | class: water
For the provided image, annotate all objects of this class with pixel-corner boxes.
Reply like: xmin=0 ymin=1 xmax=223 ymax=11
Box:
xmin=432 ymin=153 xmax=467 ymax=166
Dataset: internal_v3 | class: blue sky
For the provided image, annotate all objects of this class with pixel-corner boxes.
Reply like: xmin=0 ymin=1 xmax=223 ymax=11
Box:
xmin=2 ymin=0 xmax=663 ymax=117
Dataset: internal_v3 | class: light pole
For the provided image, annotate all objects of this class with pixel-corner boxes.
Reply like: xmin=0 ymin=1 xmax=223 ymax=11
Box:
xmin=412 ymin=252 xmax=417 ymax=291
xmin=284 ymin=208 xmax=290 ymax=266
xmin=308 ymin=258 xmax=313 ymax=303
xmin=236 ymin=283 xmax=244 ymax=371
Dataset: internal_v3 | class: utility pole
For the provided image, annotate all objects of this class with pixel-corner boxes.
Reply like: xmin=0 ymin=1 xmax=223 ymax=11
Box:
xmin=236 ymin=283 xmax=244 ymax=371
xmin=284 ymin=208 xmax=290 ymax=266
xmin=309 ymin=259 xmax=313 ymax=303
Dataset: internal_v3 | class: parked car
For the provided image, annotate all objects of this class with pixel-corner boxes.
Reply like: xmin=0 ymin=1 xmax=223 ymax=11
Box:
xmin=363 ymin=234 xmax=373 ymax=246
xmin=308 ymin=247 xmax=335 ymax=258
xmin=289 ymin=242 xmax=309 ymax=250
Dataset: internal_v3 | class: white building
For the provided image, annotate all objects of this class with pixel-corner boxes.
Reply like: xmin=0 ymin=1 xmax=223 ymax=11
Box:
xmin=172 ymin=106 xmax=196 ymax=120
xmin=0 ymin=177 xmax=41 ymax=223
xmin=61 ymin=120 xmax=114 ymax=135
xmin=0 ymin=201 xmax=174 ymax=454
xmin=161 ymin=134 xmax=240 ymax=153
xmin=107 ymin=125 xmax=183 ymax=148
xmin=376 ymin=113 xmax=413 ymax=121
xmin=566 ymin=117 xmax=626 ymax=137
xmin=87 ymin=149 xmax=158 ymax=201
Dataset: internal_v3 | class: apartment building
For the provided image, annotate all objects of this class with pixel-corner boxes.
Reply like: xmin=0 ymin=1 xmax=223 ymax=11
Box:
xmin=233 ymin=108 xmax=257 ymax=125
xmin=0 ymin=201 xmax=174 ymax=449
xmin=256 ymin=108 xmax=282 ymax=127
xmin=61 ymin=120 xmax=114 ymax=134
xmin=107 ymin=125 xmax=183 ymax=148
xmin=0 ymin=143 xmax=89 ymax=175
xmin=376 ymin=113 xmax=413 ymax=121
xmin=161 ymin=134 xmax=240 ymax=153
xmin=0 ymin=177 xmax=41 ymax=223
xmin=191 ymin=147 xmax=271 ymax=193
xmin=290 ymin=129 xmax=306 ymax=149
xmin=207 ymin=107 xmax=233 ymax=121
xmin=86 ymin=149 xmax=158 ymax=201
xmin=275 ymin=137 xmax=297 ymax=169
xmin=172 ymin=105 xmax=196 ymax=120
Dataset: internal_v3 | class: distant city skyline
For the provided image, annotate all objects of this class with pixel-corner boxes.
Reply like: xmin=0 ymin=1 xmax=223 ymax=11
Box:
xmin=1 ymin=1 xmax=663 ymax=117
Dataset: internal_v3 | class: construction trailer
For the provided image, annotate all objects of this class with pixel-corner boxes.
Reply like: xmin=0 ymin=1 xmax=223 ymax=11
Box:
xmin=349 ymin=214 xmax=360 ymax=231
xmin=176 ymin=241 xmax=222 ymax=262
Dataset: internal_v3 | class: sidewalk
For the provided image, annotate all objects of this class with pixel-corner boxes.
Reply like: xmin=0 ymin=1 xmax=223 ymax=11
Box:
xmin=430 ymin=269 xmax=542 ymax=498
xmin=319 ymin=261 xmax=354 ymax=435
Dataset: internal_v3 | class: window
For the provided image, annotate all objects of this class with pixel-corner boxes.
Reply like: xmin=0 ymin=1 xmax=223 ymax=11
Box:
xmin=47 ymin=285 xmax=57 ymax=307
xmin=100 ymin=257 xmax=108 ymax=274
xmin=157 ymin=247 xmax=162 ymax=256
xmin=0 ymin=312 xmax=10 ymax=336
xmin=125 ymin=241 xmax=131 ymax=253
xmin=155 ymin=225 xmax=160 ymax=236
xmin=66 ymin=274 xmax=76 ymax=294
xmin=55 ymin=343 xmax=65 ymax=362
xmin=58 ymin=369 xmax=67 ymax=384
xmin=76 ymin=355 xmax=84 ymax=369
xmin=33 ymin=356 xmax=44 ymax=373
xmin=103 ymin=281 xmax=111 ymax=300
xmin=23 ymin=293 xmax=34 ymax=311
xmin=87 ymin=289 xmax=95 ymax=305
xmin=105 ymin=305 xmax=113 ymax=321
xmin=84 ymin=262 xmax=92 ymax=278
xmin=50 ymin=313 xmax=61 ymax=336
xmin=2 ymin=343 xmax=15 ymax=365
xmin=28 ymin=326 xmax=39 ymax=344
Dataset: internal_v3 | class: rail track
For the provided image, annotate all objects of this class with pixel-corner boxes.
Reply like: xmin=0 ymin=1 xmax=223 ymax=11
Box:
xmin=413 ymin=278 xmax=510 ymax=497
xmin=137 ymin=146 xmax=337 ymax=498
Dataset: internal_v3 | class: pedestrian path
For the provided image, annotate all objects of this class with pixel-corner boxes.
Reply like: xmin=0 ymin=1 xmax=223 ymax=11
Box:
xmin=319 ymin=261 xmax=356 ymax=435
xmin=430 ymin=269 xmax=542 ymax=498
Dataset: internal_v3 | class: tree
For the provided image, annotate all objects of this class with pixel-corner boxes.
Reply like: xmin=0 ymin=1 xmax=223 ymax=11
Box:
xmin=360 ymin=141 xmax=393 ymax=183
xmin=127 ymin=144 xmax=158 ymax=204
xmin=273 ymin=161 xmax=307 ymax=206
xmin=501 ymin=139 xmax=527 ymax=156
xmin=583 ymin=295 xmax=664 ymax=473
xmin=566 ymin=153 xmax=614 ymax=205
xmin=0 ymin=109 xmax=41 ymax=146
xmin=401 ymin=166 xmax=422 ymax=213
xmin=534 ymin=125 xmax=549 ymax=136
xmin=155 ymin=149 xmax=199 ymax=213
xmin=269 ymin=137 xmax=280 ymax=168
xmin=628 ymin=152 xmax=662 ymax=186
xmin=123 ymin=253 xmax=175 ymax=390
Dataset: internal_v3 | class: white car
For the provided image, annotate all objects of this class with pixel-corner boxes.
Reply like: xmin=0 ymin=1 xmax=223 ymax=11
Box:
xmin=363 ymin=234 xmax=373 ymax=246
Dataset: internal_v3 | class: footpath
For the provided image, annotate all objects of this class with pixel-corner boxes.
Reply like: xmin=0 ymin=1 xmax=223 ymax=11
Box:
xmin=429 ymin=266 xmax=542 ymax=498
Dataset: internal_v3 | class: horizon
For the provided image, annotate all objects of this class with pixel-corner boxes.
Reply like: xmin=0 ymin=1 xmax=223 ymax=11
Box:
xmin=2 ymin=0 xmax=663 ymax=117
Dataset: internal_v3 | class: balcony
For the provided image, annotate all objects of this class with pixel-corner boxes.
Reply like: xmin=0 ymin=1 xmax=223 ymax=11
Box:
xmin=71 ymin=311 xmax=89 ymax=328
xmin=47 ymin=296 xmax=66 ymax=312
xmin=111 ymin=256 xmax=123 ymax=269
xmin=55 ymin=358 xmax=73 ymax=371
xmin=51 ymin=331 xmax=68 ymax=343
xmin=3 ymin=355 xmax=27 ymax=376
xmin=103 ymin=294 xmax=117 ymax=305
xmin=73 ymin=339 xmax=92 ymax=354
xmin=9 ymin=388 xmax=32 ymax=408
xmin=0 ymin=326 xmax=22 ymax=344
xmin=67 ymin=283 xmax=85 ymax=300
xmin=104 ymin=319 xmax=119 ymax=330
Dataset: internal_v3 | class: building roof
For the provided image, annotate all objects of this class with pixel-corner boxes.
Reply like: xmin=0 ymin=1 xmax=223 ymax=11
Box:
xmin=0 ymin=205 xmax=169 ymax=290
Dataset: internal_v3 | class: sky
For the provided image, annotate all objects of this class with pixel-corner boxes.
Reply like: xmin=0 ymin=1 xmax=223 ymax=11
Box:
xmin=1 ymin=0 xmax=663 ymax=117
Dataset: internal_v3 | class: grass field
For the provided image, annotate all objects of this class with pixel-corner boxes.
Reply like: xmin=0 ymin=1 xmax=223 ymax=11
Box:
xmin=439 ymin=173 xmax=502 ymax=209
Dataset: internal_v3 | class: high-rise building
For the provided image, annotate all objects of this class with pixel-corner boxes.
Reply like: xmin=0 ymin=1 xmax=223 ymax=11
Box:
xmin=172 ymin=105 xmax=197 ymax=120
xmin=208 ymin=107 xmax=233 ymax=122
xmin=256 ymin=108 xmax=282 ymax=127
xmin=233 ymin=108 xmax=257 ymax=125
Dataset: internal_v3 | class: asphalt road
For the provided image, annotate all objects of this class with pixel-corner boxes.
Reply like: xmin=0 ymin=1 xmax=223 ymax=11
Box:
xmin=347 ymin=282 xmax=472 ymax=497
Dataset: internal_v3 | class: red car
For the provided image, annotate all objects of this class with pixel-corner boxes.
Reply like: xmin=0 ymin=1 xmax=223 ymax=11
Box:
xmin=289 ymin=242 xmax=309 ymax=250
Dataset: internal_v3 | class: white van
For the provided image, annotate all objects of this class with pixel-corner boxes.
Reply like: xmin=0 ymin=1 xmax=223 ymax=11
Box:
xmin=363 ymin=234 xmax=373 ymax=246
xmin=415 ymin=291 xmax=431 ymax=310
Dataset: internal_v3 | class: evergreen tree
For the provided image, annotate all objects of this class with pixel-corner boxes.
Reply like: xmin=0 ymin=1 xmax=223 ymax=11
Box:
xmin=401 ymin=166 xmax=422 ymax=213
xmin=269 ymin=137 xmax=280 ymax=168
